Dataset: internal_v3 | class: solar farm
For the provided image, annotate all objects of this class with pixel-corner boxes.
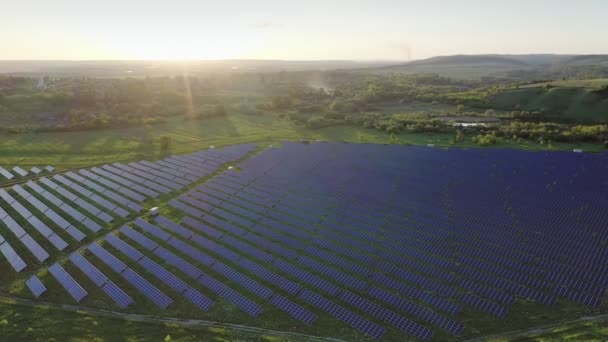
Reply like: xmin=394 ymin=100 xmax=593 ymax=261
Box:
xmin=1 ymin=141 xmax=608 ymax=341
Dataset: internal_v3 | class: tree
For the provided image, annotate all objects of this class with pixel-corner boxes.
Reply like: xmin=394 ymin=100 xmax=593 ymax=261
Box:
xmin=160 ymin=136 xmax=171 ymax=152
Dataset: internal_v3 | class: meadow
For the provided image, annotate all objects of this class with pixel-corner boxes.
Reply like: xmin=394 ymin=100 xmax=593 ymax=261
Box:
xmin=1 ymin=113 xmax=604 ymax=171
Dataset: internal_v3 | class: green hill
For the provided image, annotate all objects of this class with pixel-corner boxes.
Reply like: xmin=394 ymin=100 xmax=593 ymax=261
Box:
xmin=372 ymin=54 xmax=608 ymax=80
xmin=489 ymin=86 xmax=608 ymax=122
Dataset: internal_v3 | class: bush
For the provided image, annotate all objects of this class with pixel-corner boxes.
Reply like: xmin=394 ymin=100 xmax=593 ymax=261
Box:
xmin=159 ymin=136 xmax=171 ymax=152
xmin=472 ymin=133 xmax=498 ymax=146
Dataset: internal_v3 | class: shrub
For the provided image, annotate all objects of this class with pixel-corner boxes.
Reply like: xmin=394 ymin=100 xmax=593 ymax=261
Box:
xmin=159 ymin=136 xmax=171 ymax=152
xmin=472 ymin=133 xmax=498 ymax=146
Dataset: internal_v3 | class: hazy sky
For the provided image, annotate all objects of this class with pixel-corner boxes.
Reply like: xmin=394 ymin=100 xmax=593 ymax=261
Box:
xmin=2 ymin=0 xmax=606 ymax=60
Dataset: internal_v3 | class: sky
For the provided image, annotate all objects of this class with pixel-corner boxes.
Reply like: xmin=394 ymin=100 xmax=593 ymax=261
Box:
xmin=1 ymin=0 xmax=606 ymax=61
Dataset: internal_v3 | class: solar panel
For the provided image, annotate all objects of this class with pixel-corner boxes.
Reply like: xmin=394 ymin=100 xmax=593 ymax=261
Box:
xmin=220 ymin=234 xmax=274 ymax=264
xmin=153 ymin=246 xmax=203 ymax=280
xmin=182 ymin=288 xmax=215 ymax=311
xmin=0 ymin=167 xmax=14 ymax=180
xmin=81 ymin=218 xmax=101 ymax=233
xmin=26 ymin=216 xmax=54 ymax=238
xmin=69 ymin=253 xmax=108 ymax=286
xmin=166 ymin=237 xmax=216 ymax=267
xmin=20 ymin=193 xmax=49 ymax=213
xmin=120 ymin=226 xmax=159 ymax=251
xmin=12 ymin=166 xmax=29 ymax=177
xmin=270 ymin=294 xmax=317 ymax=325
xmin=48 ymin=233 xmax=69 ymax=251
xmin=181 ymin=216 xmax=223 ymax=239
xmin=12 ymin=185 xmax=32 ymax=200
xmin=211 ymin=261 xmax=274 ymax=299
xmin=25 ymin=275 xmax=47 ymax=298
xmin=155 ymin=216 xmax=194 ymax=239
xmin=197 ymin=272 xmax=262 ymax=317
xmin=462 ymin=294 xmax=508 ymax=318
xmin=88 ymin=242 xmax=127 ymax=273
xmin=48 ymin=263 xmax=88 ymax=302
xmin=0 ymin=241 xmax=27 ymax=272
xmin=339 ymin=289 xmax=433 ymax=340
xmin=0 ymin=189 xmax=16 ymax=204
xmin=133 ymin=219 xmax=172 ymax=241
xmin=104 ymin=234 xmax=144 ymax=261
xmin=21 ymin=234 xmax=50 ymax=262
xmin=299 ymin=289 xmax=385 ymax=339
xmin=102 ymin=280 xmax=134 ymax=309
xmin=1 ymin=214 xmax=27 ymax=238
xmin=168 ymin=200 xmax=204 ymax=218
xmin=239 ymin=258 xmax=301 ymax=295
xmin=367 ymin=286 xmax=464 ymax=335
xmin=273 ymin=259 xmax=340 ymax=296
xmin=66 ymin=226 xmax=87 ymax=242
xmin=122 ymin=268 xmax=173 ymax=309
xmin=297 ymin=255 xmax=368 ymax=291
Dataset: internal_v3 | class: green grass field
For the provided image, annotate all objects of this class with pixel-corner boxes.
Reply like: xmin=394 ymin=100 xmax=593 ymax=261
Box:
xmin=0 ymin=113 xmax=604 ymax=171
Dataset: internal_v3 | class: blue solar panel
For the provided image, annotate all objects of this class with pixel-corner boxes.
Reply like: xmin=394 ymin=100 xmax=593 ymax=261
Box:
xmin=220 ymin=234 xmax=274 ymax=264
xmin=299 ymin=289 xmax=385 ymax=339
xmin=270 ymin=294 xmax=317 ymax=325
xmin=1 ymin=213 xmax=27 ymax=238
xmin=154 ymin=246 xmax=203 ymax=280
xmin=138 ymin=256 xmax=189 ymax=293
xmin=155 ymin=216 xmax=195 ymax=239
xmin=238 ymin=258 xmax=301 ymax=295
xmin=88 ymin=242 xmax=128 ymax=273
xmin=25 ymin=275 xmax=46 ymax=298
xmin=0 ymin=241 xmax=27 ymax=272
xmin=48 ymin=263 xmax=88 ymax=302
xmin=212 ymin=261 xmax=274 ymax=299
xmin=273 ymin=259 xmax=340 ymax=296
xmin=105 ymin=234 xmax=144 ymax=261
xmin=166 ymin=237 xmax=216 ymax=267
xmin=169 ymin=200 xmax=204 ymax=218
xmin=297 ymin=255 xmax=368 ymax=291
xmin=134 ymin=219 xmax=172 ymax=241
xmin=120 ymin=226 xmax=158 ymax=251
xmin=368 ymin=286 xmax=464 ymax=335
xmin=198 ymin=272 xmax=263 ymax=317
xmin=101 ymin=281 xmax=134 ymax=309
xmin=180 ymin=216 xmax=222 ymax=239
xmin=183 ymin=288 xmax=215 ymax=312
xmin=339 ymin=289 xmax=433 ymax=341
xmin=69 ymin=253 xmax=108 ymax=286
xmin=21 ymin=234 xmax=50 ymax=262
xmin=122 ymin=268 xmax=173 ymax=309
xmin=66 ymin=226 xmax=86 ymax=242
xmin=462 ymin=294 xmax=508 ymax=318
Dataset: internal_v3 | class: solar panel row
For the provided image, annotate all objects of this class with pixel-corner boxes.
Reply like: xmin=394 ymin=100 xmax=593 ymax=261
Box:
xmin=48 ymin=263 xmax=88 ymax=302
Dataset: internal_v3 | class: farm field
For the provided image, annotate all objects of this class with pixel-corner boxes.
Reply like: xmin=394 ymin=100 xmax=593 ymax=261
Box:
xmin=0 ymin=141 xmax=607 ymax=341
xmin=0 ymin=113 xmax=605 ymax=172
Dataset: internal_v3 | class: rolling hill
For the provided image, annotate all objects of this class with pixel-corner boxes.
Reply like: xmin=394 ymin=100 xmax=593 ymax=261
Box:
xmin=372 ymin=54 xmax=608 ymax=80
